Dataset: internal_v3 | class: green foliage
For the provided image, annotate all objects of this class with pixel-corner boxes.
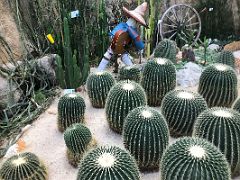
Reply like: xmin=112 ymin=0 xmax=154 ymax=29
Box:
xmin=233 ymin=98 xmax=240 ymax=113
xmin=160 ymin=137 xmax=231 ymax=180
xmin=57 ymin=93 xmax=86 ymax=132
xmin=77 ymin=146 xmax=140 ymax=180
xmin=123 ymin=106 xmax=169 ymax=170
xmin=119 ymin=65 xmax=141 ymax=83
xmin=105 ymin=80 xmax=147 ymax=133
xmin=141 ymin=58 xmax=176 ymax=106
xmin=0 ymin=152 xmax=47 ymax=180
xmin=86 ymin=71 xmax=115 ymax=108
xmin=198 ymin=63 xmax=238 ymax=107
xmin=216 ymin=50 xmax=235 ymax=68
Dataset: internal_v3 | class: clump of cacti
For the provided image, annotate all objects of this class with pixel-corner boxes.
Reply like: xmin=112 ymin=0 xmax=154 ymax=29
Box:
xmin=0 ymin=152 xmax=47 ymax=180
xmin=216 ymin=50 xmax=235 ymax=68
xmin=119 ymin=65 xmax=141 ymax=83
xmin=58 ymin=93 xmax=86 ymax=132
xmin=154 ymin=39 xmax=177 ymax=63
xmin=193 ymin=107 xmax=240 ymax=177
xmin=141 ymin=58 xmax=176 ymax=106
xmin=198 ymin=63 xmax=238 ymax=107
xmin=105 ymin=80 xmax=147 ymax=133
xmin=77 ymin=146 xmax=140 ymax=180
xmin=160 ymin=137 xmax=231 ymax=180
xmin=161 ymin=90 xmax=208 ymax=137
xmin=233 ymin=98 xmax=240 ymax=113
xmin=64 ymin=123 xmax=97 ymax=167
xmin=86 ymin=71 xmax=115 ymax=108
xmin=123 ymin=106 xmax=169 ymax=170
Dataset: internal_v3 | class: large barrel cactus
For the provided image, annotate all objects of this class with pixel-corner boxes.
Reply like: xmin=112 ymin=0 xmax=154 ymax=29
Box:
xmin=216 ymin=50 xmax=235 ymax=68
xmin=154 ymin=39 xmax=177 ymax=63
xmin=77 ymin=146 xmax=140 ymax=180
xmin=160 ymin=137 xmax=231 ymax=180
xmin=64 ymin=123 xmax=97 ymax=167
xmin=119 ymin=65 xmax=141 ymax=83
xmin=141 ymin=58 xmax=176 ymax=106
xmin=57 ymin=93 xmax=86 ymax=132
xmin=198 ymin=63 xmax=238 ymax=107
xmin=233 ymin=98 xmax=240 ymax=113
xmin=123 ymin=106 xmax=169 ymax=170
xmin=193 ymin=107 xmax=240 ymax=177
xmin=0 ymin=152 xmax=47 ymax=180
xmin=105 ymin=80 xmax=147 ymax=133
xmin=161 ymin=90 xmax=208 ymax=137
xmin=86 ymin=71 xmax=115 ymax=108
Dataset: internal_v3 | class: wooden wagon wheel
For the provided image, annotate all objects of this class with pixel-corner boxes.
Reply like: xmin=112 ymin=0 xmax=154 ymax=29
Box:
xmin=157 ymin=4 xmax=201 ymax=47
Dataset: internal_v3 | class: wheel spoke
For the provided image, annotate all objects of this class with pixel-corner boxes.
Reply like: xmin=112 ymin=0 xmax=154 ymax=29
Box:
xmin=169 ymin=31 xmax=177 ymax=40
xmin=186 ymin=22 xmax=200 ymax=27
xmin=171 ymin=7 xmax=179 ymax=22
xmin=163 ymin=29 xmax=177 ymax=34
xmin=186 ymin=13 xmax=197 ymax=24
xmin=162 ymin=23 xmax=177 ymax=28
xmin=165 ymin=14 xmax=178 ymax=25
xmin=182 ymin=7 xmax=190 ymax=24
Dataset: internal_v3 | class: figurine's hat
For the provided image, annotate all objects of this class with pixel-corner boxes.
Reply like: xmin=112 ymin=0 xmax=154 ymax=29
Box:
xmin=123 ymin=2 xmax=149 ymax=28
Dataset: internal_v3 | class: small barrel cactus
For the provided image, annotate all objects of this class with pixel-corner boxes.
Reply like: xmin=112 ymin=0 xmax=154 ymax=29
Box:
xmin=57 ymin=93 xmax=86 ymax=132
xmin=119 ymin=65 xmax=141 ymax=83
xmin=216 ymin=50 xmax=235 ymax=68
xmin=77 ymin=146 xmax=140 ymax=180
xmin=141 ymin=58 xmax=176 ymax=106
xmin=123 ymin=106 xmax=169 ymax=170
xmin=233 ymin=98 xmax=240 ymax=113
xmin=86 ymin=71 xmax=115 ymax=108
xmin=160 ymin=137 xmax=231 ymax=180
xmin=161 ymin=90 xmax=208 ymax=137
xmin=105 ymin=80 xmax=147 ymax=133
xmin=193 ymin=107 xmax=240 ymax=177
xmin=64 ymin=123 xmax=97 ymax=167
xmin=0 ymin=152 xmax=47 ymax=180
xmin=154 ymin=39 xmax=177 ymax=63
xmin=198 ymin=63 xmax=238 ymax=107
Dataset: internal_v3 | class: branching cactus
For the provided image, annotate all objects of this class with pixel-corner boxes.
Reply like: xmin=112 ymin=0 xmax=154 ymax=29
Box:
xmin=0 ymin=152 xmax=47 ymax=180
xmin=86 ymin=71 xmax=115 ymax=108
xmin=160 ymin=137 xmax=231 ymax=180
xmin=193 ymin=107 xmax=240 ymax=177
xmin=123 ymin=106 xmax=169 ymax=170
xmin=154 ymin=39 xmax=177 ymax=63
xmin=105 ymin=80 xmax=147 ymax=133
xmin=57 ymin=93 xmax=86 ymax=132
xmin=216 ymin=50 xmax=235 ymax=68
xmin=119 ymin=65 xmax=141 ymax=83
xmin=77 ymin=146 xmax=140 ymax=180
xmin=198 ymin=63 xmax=238 ymax=107
xmin=64 ymin=123 xmax=97 ymax=167
xmin=141 ymin=58 xmax=176 ymax=106
xmin=161 ymin=90 xmax=208 ymax=137
xmin=233 ymin=98 xmax=240 ymax=113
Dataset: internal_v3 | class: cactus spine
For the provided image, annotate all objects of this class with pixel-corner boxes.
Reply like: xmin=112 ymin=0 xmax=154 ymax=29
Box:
xmin=77 ymin=146 xmax=140 ymax=180
xmin=123 ymin=106 xmax=169 ymax=170
xmin=217 ymin=50 xmax=235 ymax=68
xmin=119 ymin=65 xmax=141 ymax=83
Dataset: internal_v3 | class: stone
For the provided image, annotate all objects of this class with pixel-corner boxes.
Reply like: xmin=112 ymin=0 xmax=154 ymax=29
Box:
xmin=208 ymin=44 xmax=220 ymax=51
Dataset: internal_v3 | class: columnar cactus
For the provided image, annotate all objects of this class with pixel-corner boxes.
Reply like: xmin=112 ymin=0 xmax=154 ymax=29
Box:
xmin=57 ymin=93 xmax=86 ymax=132
xmin=141 ymin=58 xmax=176 ymax=106
xmin=86 ymin=71 xmax=115 ymax=108
xmin=154 ymin=39 xmax=177 ymax=63
xmin=233 ymin=98 xmax=240 ymax=113
xmin=77 ymin=146 xmax=140 ymax=180
xmin=198 ymin=63 xmax=238 ymax=107
xmin=0 ymin=152 xmax=47 ymax=180
xmin=161 ymin=90 xmax=208 ymax=137
xmin=193 ymin=107 xmax=240 ymax=177
xmin=119 ymin=65 xmax=141 ymax=83
xmin=216 ymin=50 xmax=235 ymax=68
xmin=123 ymin=106 xmax=169 ymax=170
xmin=64 ymin=123 xmax=97 ymax=167
xmin=160 ymin=137 xmax=231 ymax=180
xmin=105 ymin=80 xmax=147 ymax=133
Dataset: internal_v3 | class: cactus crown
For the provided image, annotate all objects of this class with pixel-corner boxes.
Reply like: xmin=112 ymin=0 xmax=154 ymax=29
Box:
xmin=119 ymin=65 xmax=141 ymax=83
xmin=217 ymin=50 xmax=235 ymax=68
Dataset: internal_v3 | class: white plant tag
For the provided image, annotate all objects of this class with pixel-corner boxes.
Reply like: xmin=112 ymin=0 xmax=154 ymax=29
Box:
xmin=70 ymin=10 xmax=80 ymax=18
xmin=64 ymin=89 xmax=75 ymax=95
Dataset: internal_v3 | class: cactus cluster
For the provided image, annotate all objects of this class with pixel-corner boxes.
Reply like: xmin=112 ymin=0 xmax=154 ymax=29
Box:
xmin=86 ymin=71 xmax=115 ymax=108
xmin=105 ymin=80 xmax=147 ymax=133
xmin=123 ymin=106 xmax=169 ymax=170
xmin=64 ymin=123 xmax=96 ymax=167
xmin=77 ymin=146 xmax=140 ymax=180
xmin=161 ymin=90 xmax=208 ymax=137
xmin=154 ymin=39 xmax=177 ymax=63
xmin=119 ymin=65 xmax=141 ymax=83
xmin=160 ymin=137 xmax=231 ymax=180
xmin=57 ymin=93 xmax=86 ymax=132
xmin=198 ymin=63 xmax=238 ymax=107
xmin=141 ymin=58 xmax=176 ymax=106
xmin=0 ymin=152 xmax=47 ymax=180
xmin=216 ymin=50 xmax=235 ymax=68
xmin=193 ymin=107 xmax=240 ymax=177
xmin=233 ymin=98 xmax=240 ymax=113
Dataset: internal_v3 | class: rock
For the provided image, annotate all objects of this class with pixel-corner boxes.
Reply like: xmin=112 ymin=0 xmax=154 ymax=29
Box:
xmin=208 ymin=44 xmax=220 ymax=51
xmin=224 ymin=41 xmax=240 ymax=52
